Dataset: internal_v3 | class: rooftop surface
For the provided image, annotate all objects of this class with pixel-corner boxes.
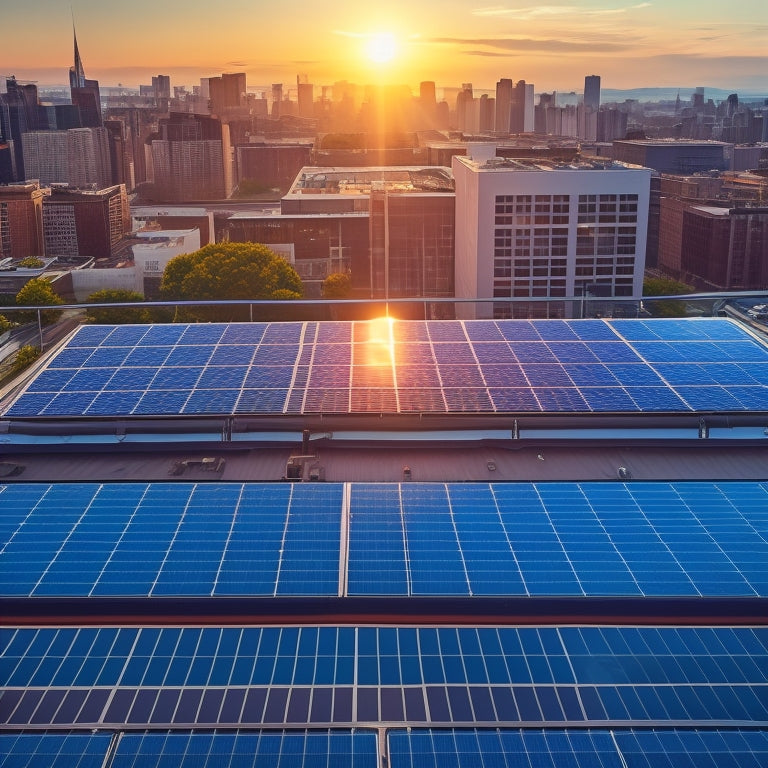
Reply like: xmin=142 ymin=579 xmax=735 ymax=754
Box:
xmin=1 ymin=316 xmax=766 ymax=767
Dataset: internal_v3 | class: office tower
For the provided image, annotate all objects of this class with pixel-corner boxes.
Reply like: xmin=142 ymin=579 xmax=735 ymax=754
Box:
xmin=452 ymin=145 xmax=650 ymax=319
xmin=523 ymin=83 xmax=535 ymax=133
xmin=478 ymin=94 xmax=495 ymax=133
xmin=271 ymin=84 xmax=283 ymax=118
xmin=69 ymin=26 xmax=102 ymax=128
xmin=584 ymin=75 xmax=601 ymax=111
xmin=495 ymin=78 xmax=513 ymax=133
xmin=208 ymin=72 xmax=246 ymax=116
xmin=419 ymin=81 xmax=436 ymax=109
xmin=67 ymin=127 xmax=112 ymax=188
xmin=0 ymin=76 xmax=43 ymax=181
xmin=296 ymin=75 xmax=314 ymax=119
xmin=496 ymin=79 xmax=528 ymax=135
xmin=152 ymin=75 xmax=171 ymax=101
xmin=21 ymin=131 xmax=70 ymax=185
xmin=42 ymin=184 xmax=128 ymax=258
xmin=0 ymin=182 xmax=46 ymax=260
xmin=455 ymin=84 xmax=474 ymax=132
xmin=150 ymin=113 xmax=231 ymax=201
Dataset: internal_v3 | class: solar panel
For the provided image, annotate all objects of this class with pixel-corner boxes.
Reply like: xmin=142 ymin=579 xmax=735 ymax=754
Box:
xmin=387 ymin=729 xmax=768 ymax=768
xmin=5 ymin=319 xmax=768 ymax=418
xmin=2 ymin=481 xmax=767 ymax=599
xmin=0 ymin=732 xmax=112 ymax=768
xmin=0 ymin=482 xmax=343 ymax=598
xmin=2 ymin=625 xmax=766 ymax=728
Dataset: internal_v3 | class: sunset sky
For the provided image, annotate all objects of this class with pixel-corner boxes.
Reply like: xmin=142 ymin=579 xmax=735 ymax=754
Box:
xmin=2 ymin=0 xmax=767 ymax=94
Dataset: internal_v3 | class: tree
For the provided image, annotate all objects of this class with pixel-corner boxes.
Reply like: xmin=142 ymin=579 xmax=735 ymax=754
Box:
xmin=15 ymin=278 xmax=64 ymax=326
xmin=18 ymin=256 xmax=44 ymax=268
xmin=0 ymin=314 xmax=11 ymax=335
xmin=12 ymin=345 xmax=41 ymax=372
xmin=321 ymin=273 xmax=352 ymax=299
xmin=160 ymin=242 xmax=303 ymax=322
xmin=643 ymin=276 xmax=694 ymax=317
xmin=85 ymin=289 xmax=152 ymax=325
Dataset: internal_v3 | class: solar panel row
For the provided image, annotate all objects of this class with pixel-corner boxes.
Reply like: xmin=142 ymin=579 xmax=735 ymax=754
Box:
xmin=3 ymin=682 xmax=767 ymax=729
xmin=5 ymin=319 xmax=768 ymax=418
xmin=2 ymin=481 xmax=766 ymax=598
xmin=4 ymin=728 xmax=766 ymax=768
xmin=387 ymin=728 xmax=768 ymax=768
xmin=4 ymin=626 xmax=766 ymax=689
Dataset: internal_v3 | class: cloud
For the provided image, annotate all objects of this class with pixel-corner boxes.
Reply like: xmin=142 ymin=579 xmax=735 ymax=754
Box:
xmin=426 ymin=36 xmax=628 ymax=53
xmin=471 ymin=3 xmax=651 ymax=19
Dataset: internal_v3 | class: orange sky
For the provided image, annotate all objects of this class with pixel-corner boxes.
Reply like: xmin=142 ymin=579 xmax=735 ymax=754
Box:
xmin=2 ymin=0 xmax=767 ymax=94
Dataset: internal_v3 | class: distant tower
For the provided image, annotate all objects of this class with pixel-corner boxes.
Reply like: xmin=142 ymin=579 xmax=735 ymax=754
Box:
xmin=271 ymin=84 xmax=283 ymax=118
xmin=69 ymin=22 xmax=102 ymax=127
xmin=584 ymin=75 xmax=601 ymax=111
xmin=495 ymin=78 xmax=513 ymax=133
xmin=297 ymin=75 xmax=314 ymax=119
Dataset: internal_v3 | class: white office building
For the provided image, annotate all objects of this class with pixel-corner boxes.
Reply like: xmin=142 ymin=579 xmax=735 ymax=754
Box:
xmin=453 ymin=145 xmax=651 ymax=318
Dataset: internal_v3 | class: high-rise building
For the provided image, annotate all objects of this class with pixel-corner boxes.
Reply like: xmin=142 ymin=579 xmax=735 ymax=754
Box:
xmin=20 ymin=131 xmax=70 ymax=185
xmin=69 ymin=26 xmax=102 ymax=128
xmin=152 ymin=75 xmax=171 ymax=101
xmin=208 ymin=73 xmax=247 ymax=116
xmin=296 ymin=75 xmax=314 ymax=119
xmin=42 ymin=184 xmax=129 ymax=259
xmin=494 ymin=78 xmax=513 ymax=134
xmin=452 ymin=145 xmax=651 ymax=319
xmin=584 ymin=75 xmax=601 ymax=111
xmin=67 ymin=127 xmax=112 ymax=189
xmin=0 ymin=181 xmax=47 ymax=260
xmin=21 ymin=127 xmax=111 ymax=189
xmin=149 ymin=113 xmax=231 ymax=201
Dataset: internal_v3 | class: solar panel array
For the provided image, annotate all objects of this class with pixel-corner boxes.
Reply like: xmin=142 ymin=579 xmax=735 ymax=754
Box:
xmin=2 ymin=481 xmax=766 ymax=598
xmin=0 ymin=732 xmax=112 ymax=768
xmin=5 ymin=318 xmax=768 ymax=418
xmin=2 ymin=625 xmax=767 ymax=729
xmin=387 ymin=728 xmax=768 ymax=768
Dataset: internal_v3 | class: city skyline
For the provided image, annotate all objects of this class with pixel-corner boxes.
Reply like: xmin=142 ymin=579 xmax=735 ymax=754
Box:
xmin=1 ymin=0 xmax=767 ymax=94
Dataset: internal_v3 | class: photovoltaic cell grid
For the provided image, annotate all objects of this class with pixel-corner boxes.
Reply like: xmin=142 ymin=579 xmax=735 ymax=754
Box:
xmin=1 ymin=626 xmax=767 ymax=728
xmin=5 ymin=318 xmax=768 ymax=418
xmin=387 ymin=729 xmax=768 ymax=768
xmin=0 ymin=732 xmax=112 ymax=768
xmin=1 ymin=481 xmax=767 ymax=599
xmin=0 ymin=731 xmax=377 ymax=768
xmin=0 ymin=482 xmax=343 ymax=598
xmin=348 ymin=481 xmax=768 ymax=597
xmin=110 ymin=731 xmax=377 ymax=768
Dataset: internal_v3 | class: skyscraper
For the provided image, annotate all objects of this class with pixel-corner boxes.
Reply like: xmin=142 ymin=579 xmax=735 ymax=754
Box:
xmin=584 ymin=74 xmax=601 ymax=111
xmin=69 ymin=25 xmax=102 ymax=128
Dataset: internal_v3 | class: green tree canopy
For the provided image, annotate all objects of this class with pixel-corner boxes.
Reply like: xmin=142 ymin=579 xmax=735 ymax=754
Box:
xmin=18 ymin=256 xmax=45 ymax=268
xmin=160 ymin=242 xmax=303 ymax=322
xmin=85 ymin=289 xmax=153 ymax=325
xmin=643 ymin=276 xmax=694 ymax=317
xmin=15 ymin=278 xmax=64 ymax=326
xmin=0 ymin=314 xmax=12 ymax=334
xmin=321 ymin=273 xmax=352 ymax=299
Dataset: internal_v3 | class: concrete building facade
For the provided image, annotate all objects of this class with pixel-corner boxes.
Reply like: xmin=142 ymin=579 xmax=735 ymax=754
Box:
xmin=42 ymin=184 xmax=130 ymax=259
xmin=453 ymin=146 xmax=651 ymax=318
xmin=0 ymin=182 xmax=47 ymax=260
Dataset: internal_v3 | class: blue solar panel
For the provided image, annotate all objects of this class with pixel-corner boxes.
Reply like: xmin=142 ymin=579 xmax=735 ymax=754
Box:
xmin=388 ymin=729 xmax=624 ymax=768
xmin=387 ymin=729 xmax=768 ymax=768
xmin=109 ymin=731 xmax=378 ymax=768
xmin=2 ymin=481 xmax=767 ymax=598
xmin=0 ymin=482 xmax=343 ymax=598
xmin=3 ymin=625 xmax=766 ymax=728
xmin=0 ymin=732 xmax=112 ymax=768
xmin=5 ymin=319 xmax=767 ymax=417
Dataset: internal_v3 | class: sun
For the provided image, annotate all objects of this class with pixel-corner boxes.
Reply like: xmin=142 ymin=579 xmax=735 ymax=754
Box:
xmin=365 ymin=33 xmax=397 ymax=64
